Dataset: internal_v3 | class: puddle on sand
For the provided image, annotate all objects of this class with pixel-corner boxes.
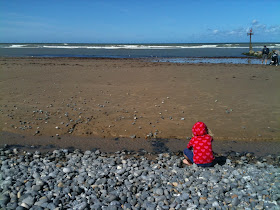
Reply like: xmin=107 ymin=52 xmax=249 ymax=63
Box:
xmin=153 ymin=57 xmax=262 ymax=65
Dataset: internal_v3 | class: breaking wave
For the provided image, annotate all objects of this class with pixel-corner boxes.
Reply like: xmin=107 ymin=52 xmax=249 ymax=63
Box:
xmin=2 ymin=43 xmax=279 ymax=50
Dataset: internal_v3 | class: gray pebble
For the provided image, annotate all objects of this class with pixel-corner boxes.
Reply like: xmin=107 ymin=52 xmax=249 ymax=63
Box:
xmin=0 ymin=148 xmax=279 ymax=209
xmin=62 ymin=167 xmax=72 ymax=173
xmin=73 ymin=202 xmax=88 ymax=210
xmin=0 ymin=194 xmax=10 ymax=207
xmin=154 ymin=188 xmax=164 ymax=196
xmin=231 ymin=197 xmax=240 ymax=206
xmin=22 ymin=196 xmax=35 ymax=206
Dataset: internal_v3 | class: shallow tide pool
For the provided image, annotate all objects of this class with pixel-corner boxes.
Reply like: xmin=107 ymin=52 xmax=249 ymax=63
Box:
xmin=153 ymin=57 xmax=266 ymax=65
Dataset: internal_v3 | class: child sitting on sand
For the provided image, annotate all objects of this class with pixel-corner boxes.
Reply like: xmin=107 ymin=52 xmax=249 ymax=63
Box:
xmin=183 ymin=121 xmax=214 ymax=167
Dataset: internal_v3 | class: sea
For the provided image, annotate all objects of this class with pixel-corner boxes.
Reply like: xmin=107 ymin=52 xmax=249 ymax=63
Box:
xmin=0 ymin=42 xmax=279 ymax=64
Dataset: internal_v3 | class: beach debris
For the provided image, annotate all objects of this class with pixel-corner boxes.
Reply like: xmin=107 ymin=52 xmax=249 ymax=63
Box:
xmin=130 ymin=135 xmax=136 ymax=139
xmin=146 ymin=132 xmax=153 ymax=138
xmin=225 ymin=109 xmax=233 ymax=114
xmin=68 ymin=128 xmax=74 ymax=134
xmin=181 ymin=118 xmax=185 ymax=120
xmin=34 ymin=130 xmax=40 ymax=136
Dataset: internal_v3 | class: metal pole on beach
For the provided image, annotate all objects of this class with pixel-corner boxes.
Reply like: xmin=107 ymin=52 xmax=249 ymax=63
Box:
xmin=247 ymin=28 xmax=254 ymax=52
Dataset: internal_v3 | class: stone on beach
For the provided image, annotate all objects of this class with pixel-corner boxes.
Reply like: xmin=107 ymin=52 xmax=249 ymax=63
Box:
xmin=0 ymin=147 xmax=279 ymax=209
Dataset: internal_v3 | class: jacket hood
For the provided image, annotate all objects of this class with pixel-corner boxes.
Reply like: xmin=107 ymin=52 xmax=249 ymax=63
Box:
xmin=192 ymin=122 xmax=208 ymax=136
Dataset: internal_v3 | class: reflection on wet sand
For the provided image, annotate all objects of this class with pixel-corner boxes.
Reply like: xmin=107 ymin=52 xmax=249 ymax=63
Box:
xmin=155 ymin=57 xmax=263 ymax=65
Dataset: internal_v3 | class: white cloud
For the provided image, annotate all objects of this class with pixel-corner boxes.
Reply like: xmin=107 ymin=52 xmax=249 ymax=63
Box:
xmin=228 ymin=31 xmax=237 ymax=35
xmin=254 ymin=24 xmax=266 ymax=30
xmin=264 ymin=25 xmax=280 ymax=33
xmin=213 ymin=29 xmax=219 ymax=34
xmin=250 ymin=21 xmax=280 ymax=36
xmin=252 ymin=20 xmax=258 ymax=25
xmin=209 ymin=20 xmax=280 ymax=38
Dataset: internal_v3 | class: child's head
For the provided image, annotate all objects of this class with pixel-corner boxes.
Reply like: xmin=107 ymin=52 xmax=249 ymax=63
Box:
xmin=192 ymin=121 xmax=208 ymax=136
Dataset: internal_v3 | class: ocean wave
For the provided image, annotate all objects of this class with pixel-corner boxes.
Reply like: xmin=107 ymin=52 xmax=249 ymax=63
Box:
xmin=40 ymin=45 xmax=156 ymax=49
xmin=1 ymin=44 xmax=227 ymax=49
xmin=8 ymin=44 xmax=27 ymax=48
xmin=1 ymin=43 xmax=279 ymax=50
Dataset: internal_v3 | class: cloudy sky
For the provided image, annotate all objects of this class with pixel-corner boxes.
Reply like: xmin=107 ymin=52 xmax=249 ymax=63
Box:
xmin=0 ymin=0 xmax=279 ymax=43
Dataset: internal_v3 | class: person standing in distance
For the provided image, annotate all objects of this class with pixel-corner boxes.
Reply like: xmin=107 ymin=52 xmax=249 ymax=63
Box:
xmin=262 ymin=45 xmax=269 ymax=65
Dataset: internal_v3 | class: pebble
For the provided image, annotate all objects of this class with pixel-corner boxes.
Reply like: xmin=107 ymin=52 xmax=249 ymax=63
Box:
xmin=62 ymin=167 xmax=71 ymax=173
xmin=21 ymin=196 xmax=34 ymax=207
xmin=199 ymin=197 xmax=207 ymax=205
xmin=0 ymin=147 xmax=279 ymax=209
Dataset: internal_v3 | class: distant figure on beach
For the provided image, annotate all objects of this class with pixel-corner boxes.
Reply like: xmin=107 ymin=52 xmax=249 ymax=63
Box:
xmin=269 ymin=50 xmax=279 ymax=66
xmin=262 ymin=45 xmax=269 ymax=65
xmin=183 ymin=122 xmax=214 ymax=167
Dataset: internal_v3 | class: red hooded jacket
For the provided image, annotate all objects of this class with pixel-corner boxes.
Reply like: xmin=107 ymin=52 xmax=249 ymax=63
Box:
xmin=187 ymin=122 xmax=214 ymax=164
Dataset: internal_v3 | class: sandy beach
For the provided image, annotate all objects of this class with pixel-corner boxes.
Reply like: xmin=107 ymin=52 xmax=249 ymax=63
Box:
xmin=0 ymin=57 xmax=279 ymax=155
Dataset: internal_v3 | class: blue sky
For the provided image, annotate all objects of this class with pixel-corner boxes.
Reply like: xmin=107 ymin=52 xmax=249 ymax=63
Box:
xmin=0 ymin=0 xmax=279 ymax=43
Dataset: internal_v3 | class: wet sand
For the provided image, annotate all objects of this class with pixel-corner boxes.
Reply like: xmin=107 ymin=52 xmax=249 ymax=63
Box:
xmin=0 ymin=57 xmax=279 ymax=155
xmin=1 ymin=131 xmax=280 ymax=157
